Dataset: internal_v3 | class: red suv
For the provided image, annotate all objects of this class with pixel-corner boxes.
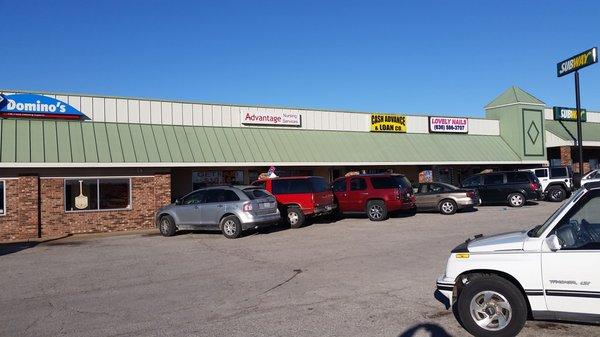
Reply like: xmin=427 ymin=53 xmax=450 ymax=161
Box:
xmin=331 ymin=174 xmax=415 ymax=221
xmin=252 ymin=176 xmax=336 ymax=228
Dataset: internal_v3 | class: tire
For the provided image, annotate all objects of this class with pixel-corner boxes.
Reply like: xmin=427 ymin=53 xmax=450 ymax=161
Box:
xmin=457 ymin=275 xmax=527 ymax=337
xmin=286 ymin=206 xmax=305 ymax=228
xmin=220 ymin=215 xmax=242 ymax=239
xmin=366 ymin=200 xmax=387 ymax=221
xmin=546 ymin=186 xmax=566 ymax=202
xmin=507 ymin=193 xmax=525 ymax=207
xmin=439 ymin=199 xmax=457 ymax=215
xmin=158 ymin=214 xmax=177 ymax=237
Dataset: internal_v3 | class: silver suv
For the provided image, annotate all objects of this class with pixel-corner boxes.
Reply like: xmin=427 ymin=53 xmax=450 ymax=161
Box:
xmin=156 ymin=186 xmax=280 ymax=239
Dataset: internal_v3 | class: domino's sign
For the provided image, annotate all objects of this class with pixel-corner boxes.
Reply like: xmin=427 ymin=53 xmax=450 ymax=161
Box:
xmin=0 ymin=93 xmax=85 ymax=119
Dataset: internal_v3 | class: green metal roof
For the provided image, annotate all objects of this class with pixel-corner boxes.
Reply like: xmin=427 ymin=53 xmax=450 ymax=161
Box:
xmin=545 ymin=120 xmax=600 ymax=142
xmin=485 ymin=86 xmax=545 ymax=108
xmin=0 ymin=118 xmax=528 ymax=167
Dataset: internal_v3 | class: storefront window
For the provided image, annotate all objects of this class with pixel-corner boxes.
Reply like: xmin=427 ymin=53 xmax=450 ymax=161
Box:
xmin=192 ymin=170 xmax=244 ymax=189
xmin=65 ymin=178 xmax=131 ymax=212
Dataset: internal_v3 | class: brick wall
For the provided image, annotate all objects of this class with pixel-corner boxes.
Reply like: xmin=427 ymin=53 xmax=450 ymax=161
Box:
xmin=0 ymin=173 xmax=171 ymax=241
xmin=0 ymin=178 xmax=39 ymax=241
xmin=560 ymin=146 xmax=572 ymax=166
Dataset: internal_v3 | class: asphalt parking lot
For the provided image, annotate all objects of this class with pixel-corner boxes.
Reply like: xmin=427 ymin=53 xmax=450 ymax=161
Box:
xmin=1 ymin=202 xmax=599 ymax=337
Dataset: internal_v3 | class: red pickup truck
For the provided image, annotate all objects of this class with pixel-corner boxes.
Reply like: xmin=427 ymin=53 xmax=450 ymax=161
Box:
xmin=252 ymin=176 xmax=336 ymax=228
xmin=332 ymin=174 xmax=415 ymax=221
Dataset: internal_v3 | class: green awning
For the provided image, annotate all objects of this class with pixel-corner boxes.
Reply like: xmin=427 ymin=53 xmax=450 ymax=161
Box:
xmin=545 ymin=120 xmax=600 ymax=143
xmin=0 ymin=118 xmax=529 ymax=167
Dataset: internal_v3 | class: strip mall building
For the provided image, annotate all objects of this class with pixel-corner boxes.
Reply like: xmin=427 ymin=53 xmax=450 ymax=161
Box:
xmin=0 ymin=86 xmax=599 ymax=241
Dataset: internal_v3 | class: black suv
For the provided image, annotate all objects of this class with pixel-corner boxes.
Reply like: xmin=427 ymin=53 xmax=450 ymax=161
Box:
xmin=460 ymin=171 xmax=542 ymax=207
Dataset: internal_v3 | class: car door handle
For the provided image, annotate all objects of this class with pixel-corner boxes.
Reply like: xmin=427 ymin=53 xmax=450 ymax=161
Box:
xmin=217 ymin=204 xmax=224 ymax=208
xmin=361 ymin=192 xmax=369 ymax=195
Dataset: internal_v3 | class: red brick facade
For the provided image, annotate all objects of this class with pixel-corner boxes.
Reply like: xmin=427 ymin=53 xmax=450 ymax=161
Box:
xmin=0 ymin=173 xmax=170 ymax=241
xmin=560 ymin=146 xmax=572 ymax=166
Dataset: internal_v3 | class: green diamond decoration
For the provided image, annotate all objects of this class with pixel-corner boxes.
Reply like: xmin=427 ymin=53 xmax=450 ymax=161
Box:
xmin=527 ymin=121 xmax=540 ymax=144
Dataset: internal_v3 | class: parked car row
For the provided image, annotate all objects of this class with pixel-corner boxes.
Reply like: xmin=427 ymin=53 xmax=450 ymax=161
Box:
xmin=154 ymin=167 xmax=576 ymax=238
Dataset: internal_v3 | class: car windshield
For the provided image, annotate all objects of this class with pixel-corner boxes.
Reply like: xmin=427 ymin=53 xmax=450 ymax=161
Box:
xmin=528 ymin=188 xmax=586 ymax=237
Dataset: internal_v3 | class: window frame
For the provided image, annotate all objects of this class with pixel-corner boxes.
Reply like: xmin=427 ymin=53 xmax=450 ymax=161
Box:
xmin=332 ymin=179 xmax=347 ymax=192
xmin=349 ymin=177 xmax=367 ymax=191
xmin=550 ymin=189 xmax=600 ymax=251
xmin=0 ymin=179 xmax=6 ymax=217
xmin=483 ymin=173 xmax=505 ymax=186
xmin=64 ymin=177 xmax=133 ymax=213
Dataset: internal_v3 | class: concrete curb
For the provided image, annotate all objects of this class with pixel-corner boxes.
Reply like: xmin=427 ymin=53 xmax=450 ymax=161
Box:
xmin=0 ymin=228 xmax=159 ymax=245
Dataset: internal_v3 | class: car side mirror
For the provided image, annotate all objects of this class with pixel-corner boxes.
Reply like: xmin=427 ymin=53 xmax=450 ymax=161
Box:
xmin=174 ymin=199 xmax=181 ymax=205
xmin=546 ymin=234 xmax=562 ymax=251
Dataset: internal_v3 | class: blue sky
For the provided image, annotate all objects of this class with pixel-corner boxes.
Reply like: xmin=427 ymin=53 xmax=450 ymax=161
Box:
xmin=1 ymin=0 xmax=599 ymax=117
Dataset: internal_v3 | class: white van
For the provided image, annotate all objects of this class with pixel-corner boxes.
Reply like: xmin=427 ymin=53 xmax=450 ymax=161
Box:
xmin=436 ymin=181 xmax=600 ymax=337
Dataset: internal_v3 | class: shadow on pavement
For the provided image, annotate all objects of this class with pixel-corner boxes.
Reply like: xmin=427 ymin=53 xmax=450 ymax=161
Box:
xmin=398 ymin=323 xmax=454 ymax=337
xmin=0 ymin=242 xmax=38 ymax=257
xmin=0 ymin=235 xmax=71 ymax=257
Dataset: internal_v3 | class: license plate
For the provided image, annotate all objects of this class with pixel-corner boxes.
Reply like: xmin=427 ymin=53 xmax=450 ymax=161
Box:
xmin=260 ymin=202 xmax=273 ymax=209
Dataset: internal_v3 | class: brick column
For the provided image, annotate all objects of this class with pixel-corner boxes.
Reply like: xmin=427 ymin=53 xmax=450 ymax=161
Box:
xmin=17 ymin=175 xmax=39 ymax=239
xmin=560 ymin=146 xmax=572 ymax=166
xmin=154 ymin=173 xmax=171 ymax=209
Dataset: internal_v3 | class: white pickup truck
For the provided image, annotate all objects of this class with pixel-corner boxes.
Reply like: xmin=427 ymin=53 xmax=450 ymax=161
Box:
xmin=436 ymin=181 xmax=600 ymax=337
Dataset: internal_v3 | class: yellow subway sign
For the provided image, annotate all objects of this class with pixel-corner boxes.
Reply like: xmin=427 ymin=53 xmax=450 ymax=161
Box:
xmin=557 ymin=47 xmax=597 ymax=77
xmin=370 ymin=113 xmax=406 ymax=132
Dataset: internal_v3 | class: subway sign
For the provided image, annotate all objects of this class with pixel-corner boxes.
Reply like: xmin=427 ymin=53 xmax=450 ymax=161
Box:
xmin=556 ymin=47 xmax=597 ymax=77
xmin=0 ymin=93 xmax=85 ymax=119
xmin=553 ymin=106 xmax=587 ymax=122
xmin=370 ymin=113 xmax=406 ymax=132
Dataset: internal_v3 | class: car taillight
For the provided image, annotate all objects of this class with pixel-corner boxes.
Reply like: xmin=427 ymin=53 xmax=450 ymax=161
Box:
xmin=242 ymin=202 xmax=253 ymax=212
xmin=467 ymin=191 xmax=476 ymax=198
xmin=530 ymin=182 xmax=540 ymax=191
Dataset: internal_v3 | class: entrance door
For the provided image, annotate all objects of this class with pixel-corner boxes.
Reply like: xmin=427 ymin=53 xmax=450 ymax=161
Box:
xmin=542 ymin=189 xmax=600 ymax=314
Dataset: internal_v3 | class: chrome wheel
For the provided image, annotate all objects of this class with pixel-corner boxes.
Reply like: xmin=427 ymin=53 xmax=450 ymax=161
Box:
xmin=509 ymin=194 xmax=523 ymax=206
xmin=288 ymin=211 xmax=299 ymax=226
xmin=469 ymin=291 xmax=512 ymax=331
xmin=223 ymin=220 xmax=237 ymax=236
xmin=369 ymin=205 xmax=383 ymax=220
xmin=441 ymin=201 xmax=454 ymax=214
xmin=160 ymin=218 xmax=170 ymax=233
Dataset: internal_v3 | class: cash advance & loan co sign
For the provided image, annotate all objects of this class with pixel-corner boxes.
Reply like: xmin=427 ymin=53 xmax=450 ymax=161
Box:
xmin=370 ymin=113 xmax=406 ymax=132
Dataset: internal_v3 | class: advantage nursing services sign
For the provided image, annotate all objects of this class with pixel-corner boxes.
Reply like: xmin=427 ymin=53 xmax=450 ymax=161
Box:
xmin=553 ymin=106 xmax=587 ymax=122
xmin=0 ymin=93 xmax=85 ymax=119
xmin=429 ymin=116 xmax=468 ymax=133
xmin=370 ymin=113 xmax=406 ymax=132
xmin=557 ymin=47 xmax=597 ymax=77
xmin=242 ymin=111 xmax=301 ymax=127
